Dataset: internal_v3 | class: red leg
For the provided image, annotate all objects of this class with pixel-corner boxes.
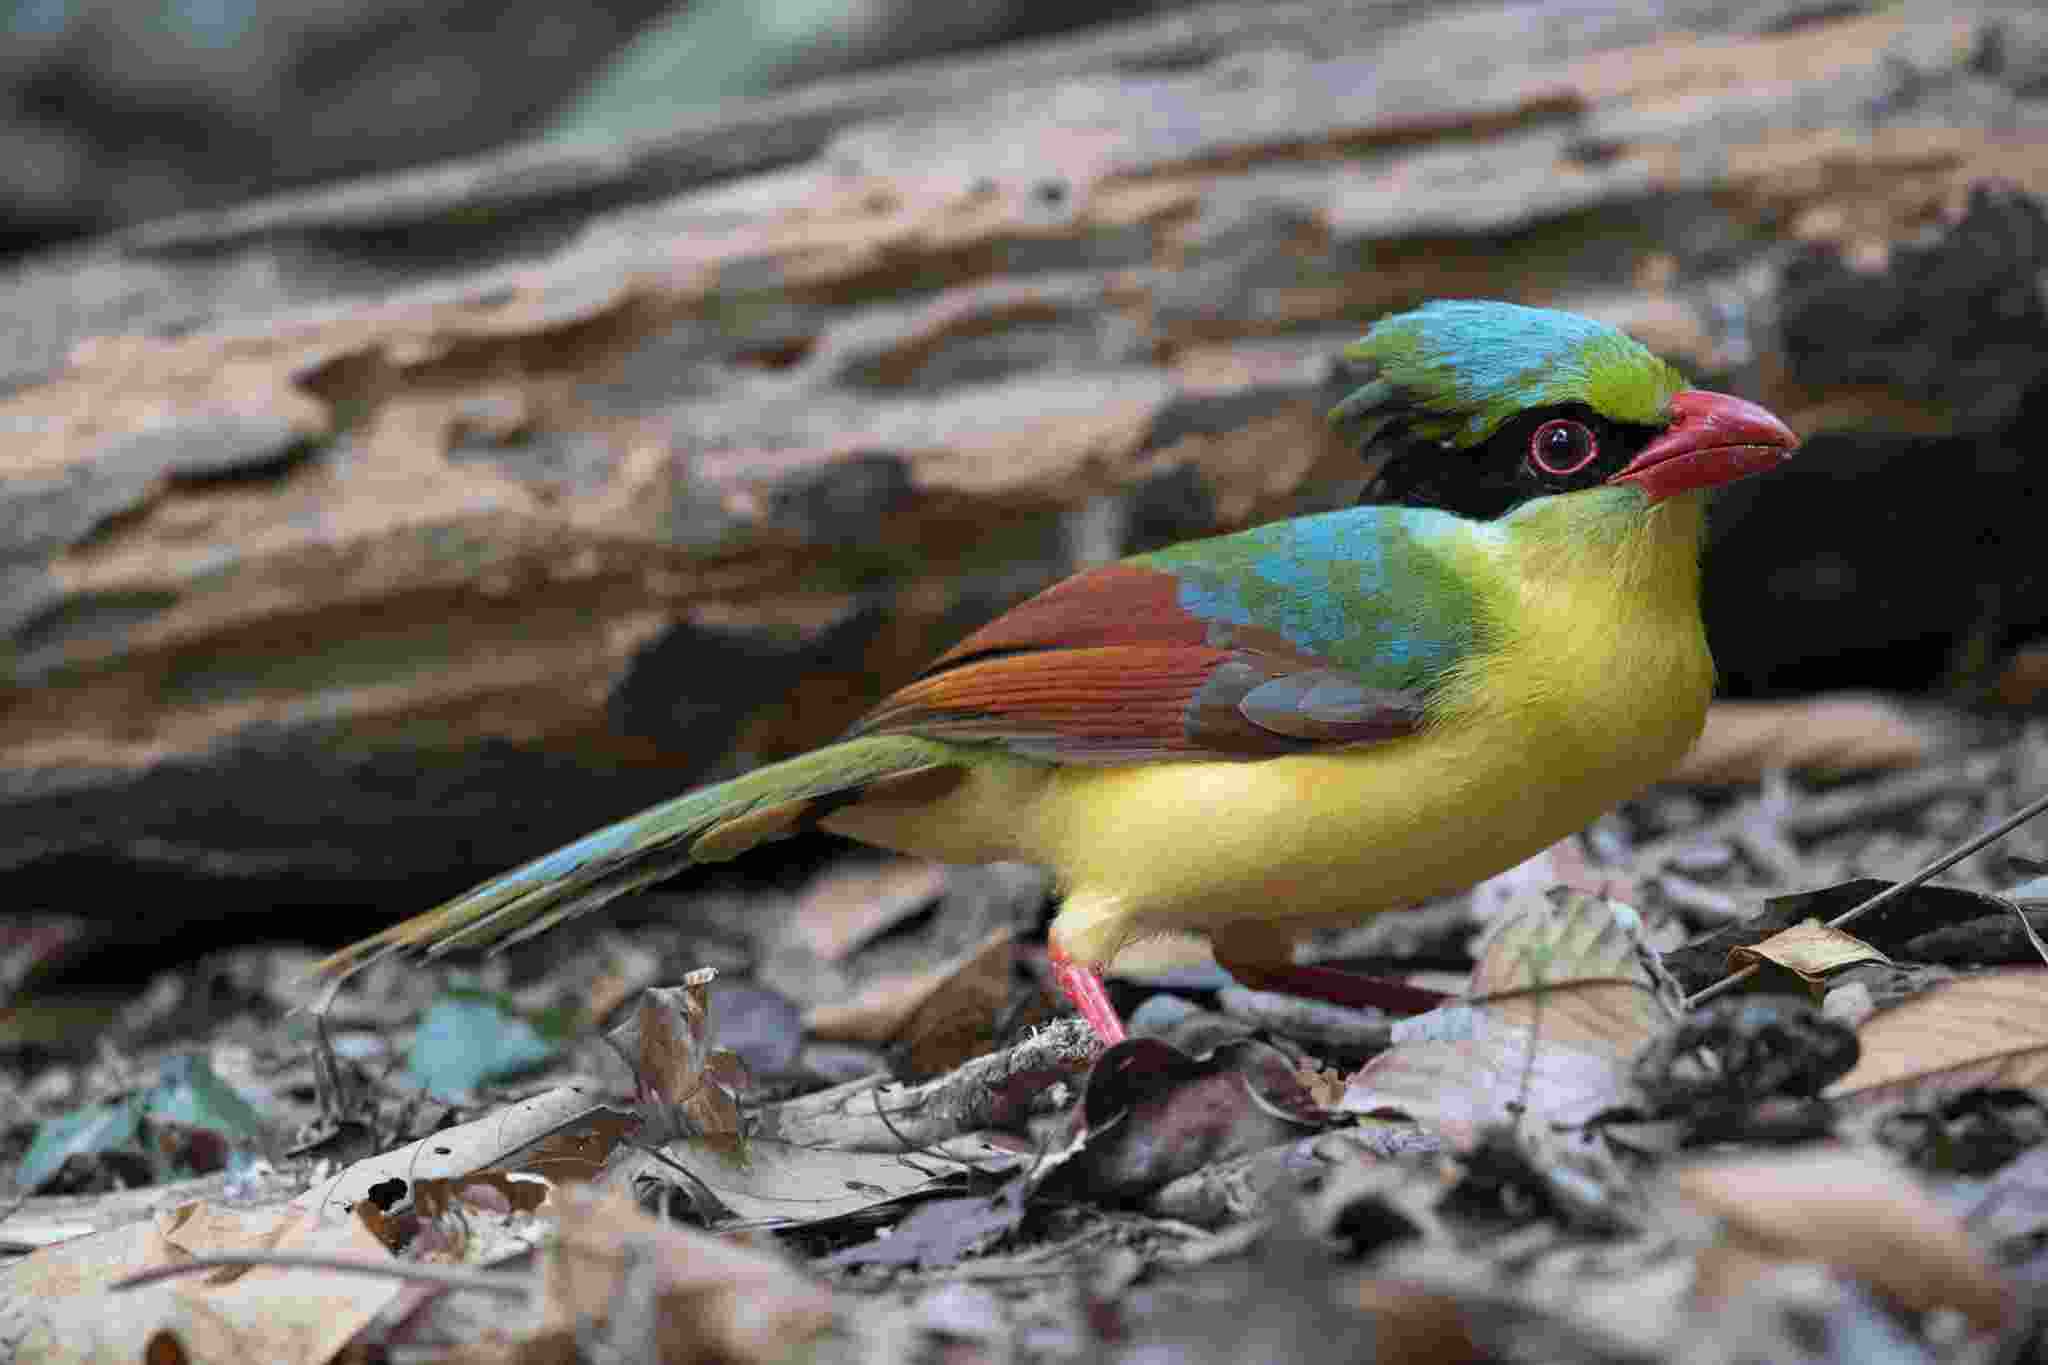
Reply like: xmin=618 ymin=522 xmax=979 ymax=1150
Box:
xmin=1048 ymin=944 xmax=1127 ymax=1045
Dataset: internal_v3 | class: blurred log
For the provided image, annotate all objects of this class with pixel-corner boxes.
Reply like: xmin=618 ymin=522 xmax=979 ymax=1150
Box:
xmin=3 ymin=0 xmax=2048 ymax=929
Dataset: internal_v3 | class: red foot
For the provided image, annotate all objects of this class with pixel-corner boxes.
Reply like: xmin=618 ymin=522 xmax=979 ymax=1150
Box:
xmin=1048 ymin=945 xmax=1127 ymax=1045
xmin=1226 ymin=961 xmax=1447 ymax=1015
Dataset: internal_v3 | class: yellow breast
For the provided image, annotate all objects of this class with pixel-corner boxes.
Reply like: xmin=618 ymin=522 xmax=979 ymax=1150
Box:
xmin=1033 ymin=489 xmax=1714 ymax=967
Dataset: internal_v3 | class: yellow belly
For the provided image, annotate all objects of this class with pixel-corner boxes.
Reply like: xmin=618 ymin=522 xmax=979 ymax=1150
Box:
xmin=1030 ymin=684 xmax=1702 ymax=966
xmin=825 ymin=493 xmax=1714 ymax=971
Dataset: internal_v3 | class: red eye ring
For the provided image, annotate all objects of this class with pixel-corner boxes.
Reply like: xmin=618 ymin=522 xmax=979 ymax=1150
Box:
xmin=1529 ymin=419 xmax=1598 ymax=476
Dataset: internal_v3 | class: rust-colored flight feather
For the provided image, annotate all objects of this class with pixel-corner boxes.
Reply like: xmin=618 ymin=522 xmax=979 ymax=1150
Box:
xmin=854 ymin=563 xmax=1424 ymax=763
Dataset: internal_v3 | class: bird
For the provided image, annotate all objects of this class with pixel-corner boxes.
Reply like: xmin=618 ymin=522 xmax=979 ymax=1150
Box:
xmin=317 ymin=300 xmax=1798 ymax=1045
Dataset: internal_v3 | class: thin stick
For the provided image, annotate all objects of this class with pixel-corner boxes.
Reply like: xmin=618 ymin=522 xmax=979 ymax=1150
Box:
xmin=1686 ymin=786 xmax=2048 ymax=1008
xmin=113 ymin=1251 xmax=530 ymax=1295
xmin=2008 ymin=899 xmax=2048 ymax=967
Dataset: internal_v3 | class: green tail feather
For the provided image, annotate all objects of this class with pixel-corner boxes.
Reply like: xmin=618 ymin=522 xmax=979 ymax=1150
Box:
xmin=317 ymin=734 xmax=959 ymax=975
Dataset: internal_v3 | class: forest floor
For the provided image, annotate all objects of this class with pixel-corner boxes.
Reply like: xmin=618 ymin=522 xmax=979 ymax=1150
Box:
xmin=3 ymin=704 xmax=2047 ymax=1363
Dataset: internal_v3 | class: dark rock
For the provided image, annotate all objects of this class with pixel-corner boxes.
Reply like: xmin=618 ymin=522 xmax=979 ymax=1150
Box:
xmin=1778 ymin=182 xmax=2048 ymax=424
xmin=1 ymin=0 xmax=2045 ymax=951
xmin=608 ymin=601 xmax=891 ymax=761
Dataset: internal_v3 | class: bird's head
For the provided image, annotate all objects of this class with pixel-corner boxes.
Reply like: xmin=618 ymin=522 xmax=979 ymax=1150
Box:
xmin=1331 ymin=300 xmax=1797 ymax=520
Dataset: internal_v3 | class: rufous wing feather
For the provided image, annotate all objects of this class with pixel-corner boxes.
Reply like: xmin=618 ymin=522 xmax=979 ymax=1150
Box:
xmin=852 ymin=563 xmax=1425 ymax=762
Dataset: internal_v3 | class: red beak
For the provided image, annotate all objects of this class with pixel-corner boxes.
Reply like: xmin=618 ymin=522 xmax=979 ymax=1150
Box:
xmin=1608 ymin=390 xmax=1798 ymax=502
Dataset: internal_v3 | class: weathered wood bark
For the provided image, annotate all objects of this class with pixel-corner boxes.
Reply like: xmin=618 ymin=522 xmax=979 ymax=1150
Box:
xmin=3 ymin=0 xmax=2046 ymax=927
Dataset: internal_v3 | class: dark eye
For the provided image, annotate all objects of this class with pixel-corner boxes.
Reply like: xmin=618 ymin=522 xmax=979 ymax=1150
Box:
xmin=1529 ymin=419 xmax=1598 ymax=476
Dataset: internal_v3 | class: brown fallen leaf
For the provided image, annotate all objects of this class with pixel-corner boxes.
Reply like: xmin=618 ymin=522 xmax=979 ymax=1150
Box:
xmin=804 ymin=926 xmax=1050 ymax=1078
xmin=1827 ymin=967 xmax=2048 ymax=1110
xmin=1341 ymin=890 xmax=1675 ymax=1147
xmin=784 ymin=857 xmax=951 ymax=962
xmin=633 ymin=976 xmax=746 ymax=1154
xmin=805 ymin=926 xmax=1011 ymax=1044
xmin=1352 ymin=1279 xmax=1483 ymax=1364
xmin=1679 ymin=1148 xmax=2013 ymax=1331
xmin=1660 ymin=878 xmax=2023 ymax=995
xmin=502 ymin=1185 xmax=835 ymax=1365
xmin=1467 ymin=886 xmax=1676 ymax=1048
xmin=297 ymin=1086 xmax=638 ymax=1215
xmin=1671 ymin=695 xmax=1962 ymax=784
xmin=4 ymin=1199 xmax=400 ymax=1364
xmin=1727 ymin=918 xmax=1893 ymax=996
xmin=399 ymin=1172 xmax=556 ymax=1265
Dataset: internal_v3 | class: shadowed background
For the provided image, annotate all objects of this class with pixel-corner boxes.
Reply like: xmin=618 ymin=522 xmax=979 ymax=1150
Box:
xmin=2 ymin=0 xmax=2046 ymax=947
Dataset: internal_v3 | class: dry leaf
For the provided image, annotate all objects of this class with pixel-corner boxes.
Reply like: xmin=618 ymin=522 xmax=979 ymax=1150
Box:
xmin=1352 ymin=1280 xmax=1482 ymax=1364
xmin=785 ymin=857 xmax=951 ymax=961
xmin=537 ymin=1185 xmax=834 ymax=1363
xmin=296 ymin=1086 xmax=637 ymax=1215
xmin=1671 ymin=696 xmax=1956 ymax=784
xmin=1342 ymin=1038 xmax=1627 ymax=1149
xmin=3 ymin=1200 xmax=399 ymax=1364
xmin=1828 ymin=967 xmax=2048 ymax=1109
xmin=1341 ymin=890 xmax=1674 ymax=1147
xmin=1679 ymin=1149 xmax=2013 ymax=1331
xmin=1296 ymin=1064 xmax=1348 ymax=1110
xmin=892 ymin=931 xmax=1053 ymax=1079
xmin=635 ymin=979 xmax=745 ymax=1151
xmin=1467 ymin=887 xmax=1675 ymax=1048
xmin=403 ymin=1172 xmax=555 ymax=1263
xmin=1728 ymin=918 xmax=1892 ymax=993
xmin=622 ymin=1138 xmax=956 ymax=1227
xmin=805 ymin=927 xmax=1046 ymax=1076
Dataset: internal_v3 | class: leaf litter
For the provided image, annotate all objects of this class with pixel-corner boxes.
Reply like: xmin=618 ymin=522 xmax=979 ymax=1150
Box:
xmin=7 ymin=728 xmax=2048 ymax=1361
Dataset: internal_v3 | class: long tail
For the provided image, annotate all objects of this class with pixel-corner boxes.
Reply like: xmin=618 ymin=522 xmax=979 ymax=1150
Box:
xmin=313 ymin=734 xmax=960 ymax=976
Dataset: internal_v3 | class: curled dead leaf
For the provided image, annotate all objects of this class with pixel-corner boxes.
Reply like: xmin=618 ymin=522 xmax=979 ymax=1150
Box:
xmin=785 ymin=857 xmax=951 ymax=961
xmin=1678 ymin=1148 xmax=2012 ymax=1331
xmin=1828 ymin=967 xmax=2048 ymax=1110
xmin=633 ymin=980 xmax=746 ymax=1153
xmin=543 ymin=1186 xmax=835 ymax=1363
xmin=1727 ymin=918 xmax=1892 ymax=995
xmin=804 ymin=927 xmax=1049 ymax=1078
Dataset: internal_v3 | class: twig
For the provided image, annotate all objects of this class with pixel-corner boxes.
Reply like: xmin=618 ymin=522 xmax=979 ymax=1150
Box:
xmin=2008 ymin=898 xmax=2048 ymax=967
xmin=113 ymin=1251 xmax=530 ymax=1295
xmin=867 ymin=1085 xmax=1006 ymax=1177
xmin=1688 ymin=786 xmax=2048 ymax=1007
xmin=627 ymin=1140 xmax=738 ymax=1224
xmin=1779 ymin=754 xmax=2003 ymax=839
xmin=753 ymin=1017 xmax=1095 ymax=1150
